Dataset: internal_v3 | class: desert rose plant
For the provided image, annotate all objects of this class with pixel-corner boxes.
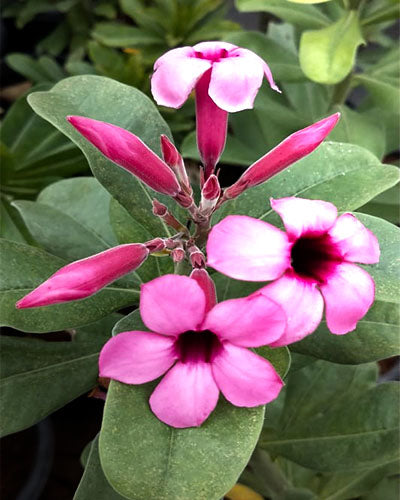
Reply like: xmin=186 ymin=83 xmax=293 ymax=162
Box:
xmin=1 ymin=39 xmax=399 ymax=500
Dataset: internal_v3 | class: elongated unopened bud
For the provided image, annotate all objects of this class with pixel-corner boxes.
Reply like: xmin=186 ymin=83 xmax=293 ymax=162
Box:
xmin=67 ymin=116 xmax=182 ymax=197
xmin=16 ymin=244 xmax=149 ymax=308
xmin=160 ymin=135 xmax=192 ymax=195
xmin=200 ymin=174 xmax=221 ymax=216
xmin=195 ymin=70 xmax=228 ymax=180
xmin=190 ymin=268 xmax=216 ymax=312
xmin=224 ymin=113 xmax=340 ymax=200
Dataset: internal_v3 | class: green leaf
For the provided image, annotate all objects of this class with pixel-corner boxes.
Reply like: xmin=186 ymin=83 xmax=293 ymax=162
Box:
xmin=299 ymin=11 xmax=364 ymax=84
xmin=354 ymin=73 xmax=400 ymax=114
xmin=100 ymin=309 xmax=266 ymax=500
xmin=92 ymin=22 xmax=163 ymax=47
xmin=0 ymin=239 xmax=139 ymax=333
xmin=38 ymin=177 xmax=118 ymax=247
xmin=223 ymin=30 xmax=305 ymax=83
xmin=0 ymin=314 xmax=116 ymax=437
xmin=1 ymin=85 xmax=87 ymax=198
xmin=235 ymin=0 xmax=330 ymax=29
xmin=100 ymin=381 xmax=264 ymax=500
xmin=291 ymin=300 xmax=400 ymax=364
xmin=328 ymin=105 xmax=385 ymax=160
xmin=12 ymin=200 xmax=109 ymax=261
xmin=215 ymin=142 xmax=400 ymax=224
xmin=74 ymin=436 xmax=126 ymax=500
xmin=261 ymin=361 xmax=400 ymax=472
xmin=355 ymin=213 xmax=400 ymax=304
xmin=27 ymin=75 xmax=181 ymax=239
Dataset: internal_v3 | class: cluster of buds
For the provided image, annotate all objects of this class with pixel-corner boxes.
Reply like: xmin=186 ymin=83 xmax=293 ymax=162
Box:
xmin=17 ymin=41 xmax=341 ymax=311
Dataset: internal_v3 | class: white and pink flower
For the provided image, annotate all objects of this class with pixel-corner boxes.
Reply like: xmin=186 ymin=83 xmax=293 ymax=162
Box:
xmin=99 ymin=272 xmax=286 ymax=428
xmin=207 ymin=197 xmax=380 ymax=345
xmin=151 ymin=41 xmax=279 ymax=179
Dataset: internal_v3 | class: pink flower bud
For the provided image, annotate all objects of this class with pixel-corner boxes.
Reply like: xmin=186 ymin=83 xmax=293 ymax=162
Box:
xmin=145 ymin=238 xmax=166 ymax=253
xmin=196 ymin=70 xmax=228 ymax=179
xmin=188 ymin=245 xmax=206 ymax=269
xmin=152 ymin=199 xmax=168 ymax=217
xmin=200 ymin=174 xmax=221 ymax=216
xmin=67 ymin=116 xmax=181 ymax=197
xmin=16 ymin=244 xmax=149 ymax=308
xmin=172 ymin=248 xmax=186 ymax=263
xmin=224 ymin=113 xmax=340 ymax=200
xmin=190 ymin=268 xmax=216 ymax=312
xmin=160 ymin=135 xmax=192 ymax=195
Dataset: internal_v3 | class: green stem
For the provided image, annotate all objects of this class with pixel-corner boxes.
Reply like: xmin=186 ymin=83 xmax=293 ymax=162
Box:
xmin=331 ymin=72 xmax=354 ymax=106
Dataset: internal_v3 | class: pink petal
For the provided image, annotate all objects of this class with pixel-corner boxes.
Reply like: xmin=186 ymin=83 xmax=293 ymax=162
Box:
xmin=140 ymin=275 xmax=206 ymax=336
xmin=212 ymin=343 xmax=283 ymax=407
xmin=203 ymin=294 xmax=286 ymax=347
xmin=16 ymin=244 xmax=148 ymax=308
xmin=149 ymin=361 xmax=219 ymax=428
xmin=99 ymin=331 xmax=176 ymax=384
xmin=271 ymin=197 xmax=338 ymax=239
xmin=260 ymin=272 xmax=324 ymax=347
xmin=67 ymin=116 xmax=181 ymax=196
xmin=208 ymin=50 xmax=265 ymax=112
xmin=224 ymin=113 xmax=340 ymax=199
xmin=206 ymin=215 xmax=290 ymax=281
xmin=328 ymin=213 xmax=380 ymax=264
xmin=320 ymin=262 xmax=375 ymax=335
xmin=151 ymin=47 xmax=211 ymax=108
xmin=193 ymin=41 xmax=238 ymax=58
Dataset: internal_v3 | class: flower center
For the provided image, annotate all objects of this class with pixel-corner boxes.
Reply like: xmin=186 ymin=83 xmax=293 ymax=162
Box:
xmin=175 ymin=330 xmax=222 ymax=363
xmin=195 ymin=48 xmax=229 ymax=62
xmin=290 ymin=234 xmax=341 ymax=284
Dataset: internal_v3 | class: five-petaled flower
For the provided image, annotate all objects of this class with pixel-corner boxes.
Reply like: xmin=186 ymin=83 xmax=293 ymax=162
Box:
xmin=151 ymin=41 xmax=279 ymax=179
xmin=99 ymin=272 xmax=286 ymax=428
xmin=207 ymin=197 xmax=380 ymax=346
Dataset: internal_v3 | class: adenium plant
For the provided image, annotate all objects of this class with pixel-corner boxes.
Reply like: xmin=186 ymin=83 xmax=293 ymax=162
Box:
xmin=3 ymin=39 xmax=399 ymax=500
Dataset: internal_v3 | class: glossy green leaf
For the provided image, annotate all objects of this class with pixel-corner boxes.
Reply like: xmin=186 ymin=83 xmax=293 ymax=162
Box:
xmin=291 ymin=300 xmax=400 ymax=364
xmin=100 ymin=309 xmax=266 ymax=500
xmin=235 ymin=0 xmax=330 ymax=29
xmin=74 ymin=436 xmax=126 ymax=500
xmin=0 ymin=314 xmax=116 ymax=437
xmin=0 ymin=239 xmax=139 ymax=333
xmin=27 ymin=75 xmax=181 ymax=239
xmin=299 ymin=11 xmax=364 ymax=84
xmin=214 ymin=143 xmax=400 ymax=224
xmin=261 ymin=361 xmax=400 ymax=472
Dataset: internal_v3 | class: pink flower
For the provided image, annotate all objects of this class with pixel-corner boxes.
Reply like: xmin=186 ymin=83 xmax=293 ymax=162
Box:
xmin=151 ymin=42 xmax=279 ymax=179
xmin=16 ymin=244 xmax=149 ymax=308
xmin=99 ymin=273 xmax=286 ymax=428
xmin=67 ymin=116 xmax=192 ymax=207
xmin=207 ymin=197 xmax=380 ymax=345
xmin=151 ymin=41 xmax=279 ymax=112
xmin=223 ymin=113 xmax=340 ymax=201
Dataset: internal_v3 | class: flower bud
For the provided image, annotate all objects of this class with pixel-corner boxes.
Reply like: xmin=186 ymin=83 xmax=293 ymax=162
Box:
xmin=67 ymin=116 xmax=182 ymax=197
xmin=224 ymin=113 xmax=340 ymax=200
xmin=190 ymin=268 xmax=217 ymax=312
xmin=200 ymin=174 xmax=221 ymax=216
xmin=16 ymin=244 xmax=149 ymax=308
xmin=160 ymin=135 xmax=192 ymax=195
